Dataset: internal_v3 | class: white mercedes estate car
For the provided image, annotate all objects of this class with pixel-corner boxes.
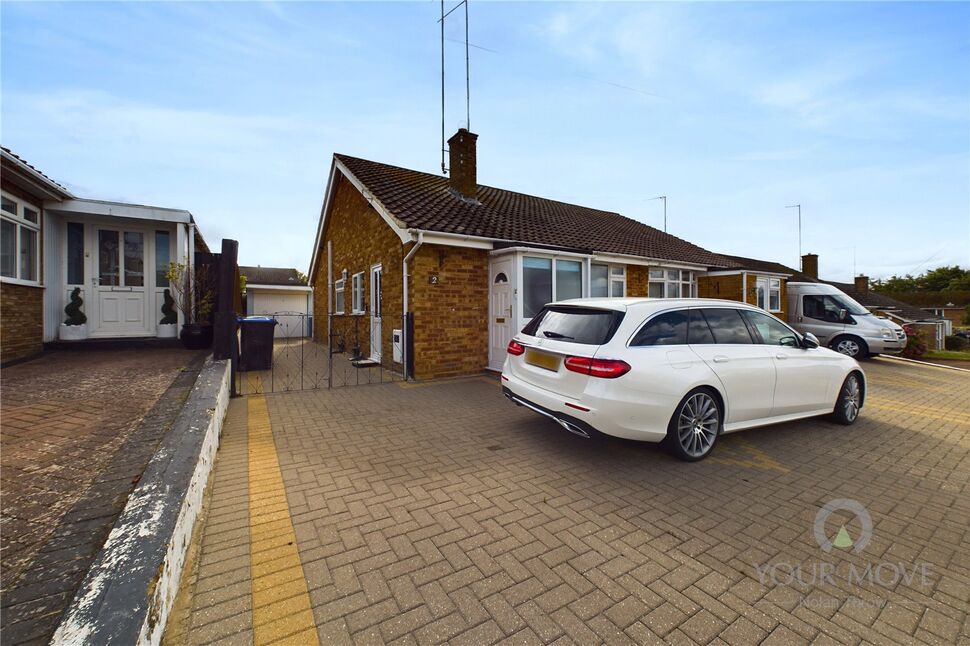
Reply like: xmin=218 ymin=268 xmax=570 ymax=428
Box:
xmin=501 ymin=298 xmax=865 ymax=461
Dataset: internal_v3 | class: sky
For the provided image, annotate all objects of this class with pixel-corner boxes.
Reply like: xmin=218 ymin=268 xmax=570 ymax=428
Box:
xmin=2 ymin=1 xmax=968 ymax=281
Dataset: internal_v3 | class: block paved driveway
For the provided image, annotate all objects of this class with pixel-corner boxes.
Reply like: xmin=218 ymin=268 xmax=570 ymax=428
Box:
xmin=167 ymin=359 xmax=970 ymax=645
xmin=1 ymin=349 xmax=205 ymax=645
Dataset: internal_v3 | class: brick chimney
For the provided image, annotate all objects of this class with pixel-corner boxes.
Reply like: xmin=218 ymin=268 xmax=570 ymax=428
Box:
xmin=854 ymin=275 xmax=869 ymax=294
xmin=447 ymin=128 xmax=478 ymax=200
xmin=801 ymin=253 xmax=819 ymax=280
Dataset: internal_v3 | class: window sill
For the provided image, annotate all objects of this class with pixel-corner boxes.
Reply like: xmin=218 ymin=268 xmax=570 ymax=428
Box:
xmin=1 ymin=277 xmax=44 ymax=289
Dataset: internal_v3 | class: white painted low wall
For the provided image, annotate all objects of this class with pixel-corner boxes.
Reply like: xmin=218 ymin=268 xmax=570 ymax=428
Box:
xmin=52 ymin=359 xmax=231 ymax=646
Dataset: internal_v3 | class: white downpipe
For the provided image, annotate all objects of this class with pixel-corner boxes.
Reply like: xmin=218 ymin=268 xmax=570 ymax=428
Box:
xmin=402 ymin=231 xmax=424 ymax=380
xmin=741 ymin=271 xmax=748 ymax=305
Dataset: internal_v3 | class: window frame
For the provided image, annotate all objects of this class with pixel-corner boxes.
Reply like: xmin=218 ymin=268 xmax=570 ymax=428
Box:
xmin=590 ymin=263 xmax=626 ymax=298
xmin=351 ymin=271 xmax=365 ymax=315
xmin=648 ymin=267 xmax=694 ymax=298
xmin=768 ymin=278 xmax=782 ymax=312
xmin=334 ymin=277 xmax=346 ymax=314
xmin=1 ymin=190 xmax=42 ymax=286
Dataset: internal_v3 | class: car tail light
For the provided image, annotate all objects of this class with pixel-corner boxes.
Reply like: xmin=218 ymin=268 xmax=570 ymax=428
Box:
xmin=564 ymin=356 xmax=631 ymax=379
xmin=507 ymin=340 xmax=525 ymax=356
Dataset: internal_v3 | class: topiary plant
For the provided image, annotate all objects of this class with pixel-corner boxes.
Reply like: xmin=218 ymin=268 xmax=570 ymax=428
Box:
xmin=64 ymin=287 xmax=87 ymax=326
xmin=160 ymin=288 xmax=177 ymax=324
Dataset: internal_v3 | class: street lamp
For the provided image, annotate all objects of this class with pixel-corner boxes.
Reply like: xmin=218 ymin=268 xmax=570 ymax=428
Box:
xmin=649 ymin=196 xmax=667 ymax=232
xmin=786 ymin=204 xmax=802 ymax=270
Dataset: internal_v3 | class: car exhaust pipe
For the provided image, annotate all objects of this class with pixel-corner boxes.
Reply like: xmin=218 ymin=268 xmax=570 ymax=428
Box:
xmin=556 ymin=418 xmax=590 ymax=439
xmin=505 ymin=391 xmax=590 ymax=439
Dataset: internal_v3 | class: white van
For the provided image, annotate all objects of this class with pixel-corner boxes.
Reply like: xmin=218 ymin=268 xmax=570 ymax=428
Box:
xmin=786 ymin=282 xmax=906 ymax=358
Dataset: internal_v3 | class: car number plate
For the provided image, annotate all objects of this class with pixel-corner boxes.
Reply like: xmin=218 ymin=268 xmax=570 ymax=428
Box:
xmin=525 ymin=348 xmax=561 ymax=372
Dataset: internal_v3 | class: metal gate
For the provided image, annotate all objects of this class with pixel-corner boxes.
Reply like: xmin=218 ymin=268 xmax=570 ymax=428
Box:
xmin=235 ymin=313 xmax=410 ymax=394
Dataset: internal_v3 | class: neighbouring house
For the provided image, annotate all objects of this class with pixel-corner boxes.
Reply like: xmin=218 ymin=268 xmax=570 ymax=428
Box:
xmin=309 ymin=128 xmax=734 ymax=379
xmin=1 ymin=148 xmax=74 ymax=362
xmin=699 ymin=254 xmax=793 ymax=318
xmin=241 ymin=265 xmax=312 ymax=338
xmin=1 ymin=147 xmax=208 ymax=364
xmin=922 ymin=304 xmax=967 ymax=328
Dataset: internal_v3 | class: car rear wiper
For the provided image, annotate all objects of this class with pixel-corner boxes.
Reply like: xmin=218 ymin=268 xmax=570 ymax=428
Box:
xmin=543 ymin=331 xmax=574 ymax=339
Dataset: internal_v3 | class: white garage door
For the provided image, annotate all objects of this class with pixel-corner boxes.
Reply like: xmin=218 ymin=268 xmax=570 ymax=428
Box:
xmin=250 ymin=291 xmax=310 ymax=338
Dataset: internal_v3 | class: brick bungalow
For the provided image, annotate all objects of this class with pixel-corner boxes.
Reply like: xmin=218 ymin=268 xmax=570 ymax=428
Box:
xmin=1 ymin=147 xmax=208 ymax=364
xmin=310 ymin=129 xmax=819 ymax=379
xmin=2 ymin=148 xmax=74 ymax=363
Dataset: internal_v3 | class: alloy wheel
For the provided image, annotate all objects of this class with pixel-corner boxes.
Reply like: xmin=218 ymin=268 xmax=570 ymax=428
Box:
xmin=677 ymin=392 xmax=719 ymax=458
xmin=835 ymin=338 xmax=861 ymax=357
xmin=842 ymin=375 xmax=861 ymax=422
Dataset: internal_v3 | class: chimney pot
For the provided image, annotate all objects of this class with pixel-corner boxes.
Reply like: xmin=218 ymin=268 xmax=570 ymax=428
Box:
xmin=801 ymin=253 xmax=819 ymax=280
xmin=854 ymin=274 xmax=869 ymax=294
xmin=447 ymin=129 xmax=478 ymax=200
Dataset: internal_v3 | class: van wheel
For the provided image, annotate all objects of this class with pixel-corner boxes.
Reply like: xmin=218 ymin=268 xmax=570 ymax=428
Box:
xmin=831 ymin=335 xmax=868 ymax=359
xmin=830 ymin=373 xmax=863 ymax=425
xmin=664 ymin=388 xmax=721 ymax=461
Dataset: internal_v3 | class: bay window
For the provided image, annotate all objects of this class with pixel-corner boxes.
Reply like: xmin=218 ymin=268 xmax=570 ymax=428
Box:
xmin=1 ymin=191 xmax=40 ymax=284
xmin=522 ymin=256 xmax=592 ymax=318
xmin=556 ymin=259 xmax=582 ymax=301
xmin=522 ymin=257 xmax=553 ymax=318
xmin=648 ymin=268 xmax=695 ymax=298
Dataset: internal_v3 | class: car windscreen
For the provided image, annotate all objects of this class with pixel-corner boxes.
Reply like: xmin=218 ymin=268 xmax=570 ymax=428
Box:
xmin=832 ymin=294 xmax=870 ymax=316
xmin=521 ymin=306 xmax=624 ymax=345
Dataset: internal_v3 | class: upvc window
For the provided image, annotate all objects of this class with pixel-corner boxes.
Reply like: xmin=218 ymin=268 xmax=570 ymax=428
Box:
xmin=590 ymin=264 xmax=626 ymax=298
xmin=1 ymin=191 xmax=41 ymax=284
xmin=648 ymin=268 xmax=695 ymax=298
xmin=523 ymin=256 xmax=590 ymax=318
xmin=755 ymin=277 xmax=783 ymax=312
xmin=351 ymin=272 xmax=365 ymax=314
xmin=768 ymin=278 xmax=781 ymax=312
xmin=334 ymin=278 xmax=346 ymax=314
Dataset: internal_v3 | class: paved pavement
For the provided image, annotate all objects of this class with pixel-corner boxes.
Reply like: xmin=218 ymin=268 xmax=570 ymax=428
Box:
xmin=0 ymin=349 xmax=204 ymax=645
xmin=167 ymin=359 xmax=970 ymax=645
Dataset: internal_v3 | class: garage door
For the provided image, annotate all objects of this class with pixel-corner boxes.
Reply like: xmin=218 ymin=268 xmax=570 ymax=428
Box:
xmin=251 ymin=292 xmax=310 ymax=338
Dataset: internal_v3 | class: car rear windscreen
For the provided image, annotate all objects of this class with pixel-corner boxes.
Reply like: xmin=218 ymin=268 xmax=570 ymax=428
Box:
xmin=521 ymin=306 xmax=624 ymax=345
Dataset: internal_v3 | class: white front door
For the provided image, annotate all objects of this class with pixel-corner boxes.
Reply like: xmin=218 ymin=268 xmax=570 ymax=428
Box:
xmin=370 ymin=265 xmax=382 ymax=361
xmin=488 ymin=258 xmax=514 ymax=371
xmin=94 ymin=228 xmax=150 ymax=336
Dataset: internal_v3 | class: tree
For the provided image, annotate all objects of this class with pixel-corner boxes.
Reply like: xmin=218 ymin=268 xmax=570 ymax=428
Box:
xmin=873 ymin=265 xmax=970 ymax=293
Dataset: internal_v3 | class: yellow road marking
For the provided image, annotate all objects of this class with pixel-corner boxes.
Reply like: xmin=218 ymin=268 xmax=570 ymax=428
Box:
xmin=866 ymin=398 xmax=970 ymax=425
xmin=247 ymin=395 xmax=319 ymax=646
xmin=709 ymin=437 xmax=790 ymax=473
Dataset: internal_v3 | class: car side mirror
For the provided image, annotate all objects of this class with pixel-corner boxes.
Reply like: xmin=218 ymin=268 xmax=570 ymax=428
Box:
xmin=838 ymin=308 xmax=848 ymax=321
xmin=802 ymin=332 xmax=820 ymax=349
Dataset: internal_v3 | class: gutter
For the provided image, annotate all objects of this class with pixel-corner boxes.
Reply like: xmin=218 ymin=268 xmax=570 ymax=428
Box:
xmin=402 ymin=231 xmax=424 ymax=380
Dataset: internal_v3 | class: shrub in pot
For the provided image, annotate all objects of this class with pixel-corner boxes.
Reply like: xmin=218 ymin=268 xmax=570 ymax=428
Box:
xmin=165 ymin=262 xmax=215 ymax=350
xmin=60 ymin=287 xmax=88 ymax=341
xmin=156 ymin=289 xmax=178 ymax=338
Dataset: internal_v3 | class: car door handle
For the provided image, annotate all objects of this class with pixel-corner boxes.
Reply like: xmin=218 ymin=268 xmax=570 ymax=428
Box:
xmin=712 ymin=356 xmax=729 ymax=363
xmin=775 ymin=353 xmax=788 ymax=360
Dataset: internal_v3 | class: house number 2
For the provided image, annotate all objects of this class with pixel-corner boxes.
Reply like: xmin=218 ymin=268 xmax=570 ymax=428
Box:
xmin=429 ymin=275 xmax=439 ymax=285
